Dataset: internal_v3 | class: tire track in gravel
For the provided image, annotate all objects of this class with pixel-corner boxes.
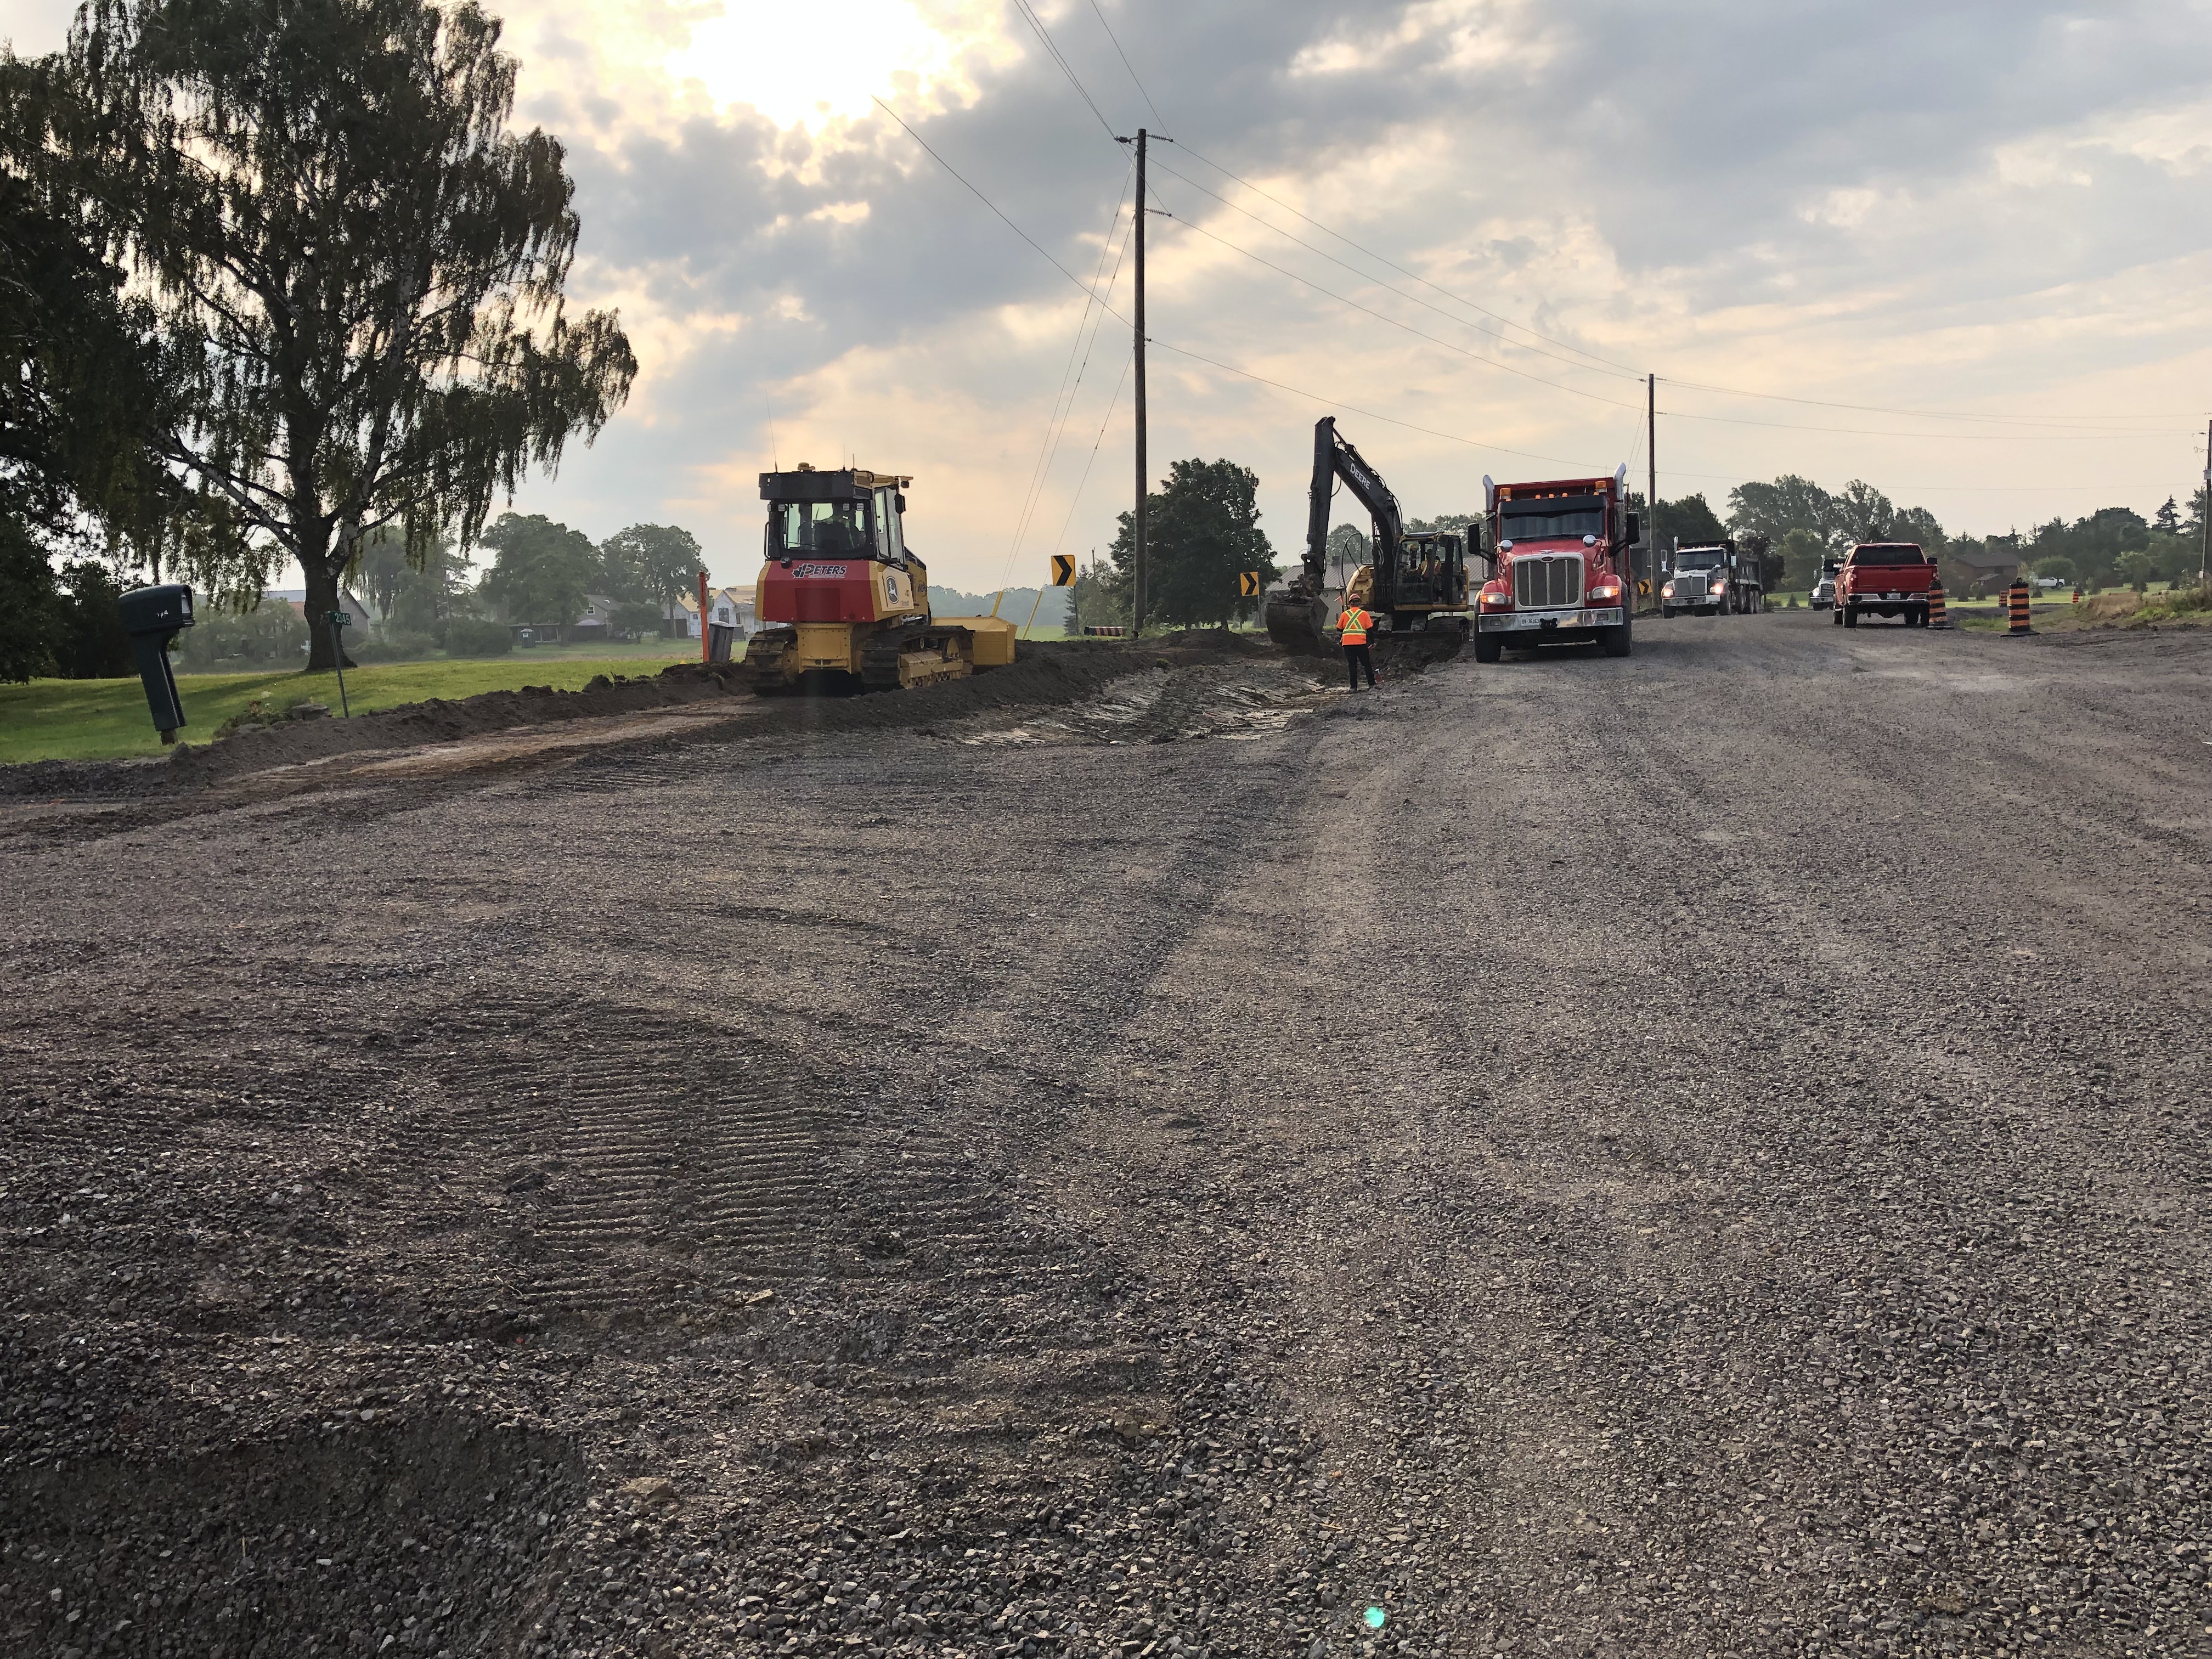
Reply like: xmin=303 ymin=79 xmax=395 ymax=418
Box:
xmin=378 ymin=997 xmax=1008 ymax=1337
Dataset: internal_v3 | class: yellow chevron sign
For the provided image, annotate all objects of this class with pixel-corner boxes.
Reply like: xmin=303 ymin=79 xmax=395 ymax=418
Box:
xmin=1239 ymin=571 xmax=1261 ymax=598
xmin=1051 ymin=554 xmax=1075 ymax=586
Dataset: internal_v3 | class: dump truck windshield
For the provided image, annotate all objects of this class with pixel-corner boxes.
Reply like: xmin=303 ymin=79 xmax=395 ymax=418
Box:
xmin=775 ymin=500 xmax=870 ymax=555
xmin=1503 ymin=499 xmax=1603 ymax=541
xmin=1677 ymin=550 xmax=1725 ymax=569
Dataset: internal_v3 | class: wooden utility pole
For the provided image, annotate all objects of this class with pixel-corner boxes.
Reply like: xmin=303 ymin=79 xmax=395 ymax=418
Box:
xmin=2200 ymin=419 xmax=2210 ymax=588
xmin=1646 ymin=373 xmax=1658 ymax=610
xmin=1132 ymin=127 xmax=1149 ymax=638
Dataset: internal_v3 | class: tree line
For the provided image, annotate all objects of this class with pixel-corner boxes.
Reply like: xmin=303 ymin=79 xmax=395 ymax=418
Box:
xmin=1 ymin=0 xmax=635 ymax=681
xmin=1711 ymin=476 xmax=2204 ymax=596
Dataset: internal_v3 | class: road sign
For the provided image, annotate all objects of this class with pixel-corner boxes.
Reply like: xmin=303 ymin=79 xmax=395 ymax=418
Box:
xmin=1239 ymin=571 xmax=1261 ymax=598
xmin=1051 ymin=554 xmax=1075 ymax=586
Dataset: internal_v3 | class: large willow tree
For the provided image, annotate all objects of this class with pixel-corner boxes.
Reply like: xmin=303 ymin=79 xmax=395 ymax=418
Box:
xmin=53 ymin=0 xmax=635 ymax=666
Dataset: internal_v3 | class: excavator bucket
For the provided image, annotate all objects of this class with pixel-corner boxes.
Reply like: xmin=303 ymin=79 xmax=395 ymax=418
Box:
xmin=1266 ymin=566 xmax=1370 ymax=657
xmin=1264 ymin=589 xmax=1333 ymax=656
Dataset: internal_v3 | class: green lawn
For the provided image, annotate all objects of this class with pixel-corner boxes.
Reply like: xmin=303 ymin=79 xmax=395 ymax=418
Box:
xmin=1 ymin=653 xmax=697 ymax=765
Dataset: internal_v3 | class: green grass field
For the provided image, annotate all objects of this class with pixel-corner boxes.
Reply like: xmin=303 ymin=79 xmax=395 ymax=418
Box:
xmin=0 ymin=652 xmax=697 ymax=766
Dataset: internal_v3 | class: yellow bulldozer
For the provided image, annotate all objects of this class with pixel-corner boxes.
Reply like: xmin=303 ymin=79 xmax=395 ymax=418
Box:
xmin=744 ymin=464 xmax=1017 ymax=693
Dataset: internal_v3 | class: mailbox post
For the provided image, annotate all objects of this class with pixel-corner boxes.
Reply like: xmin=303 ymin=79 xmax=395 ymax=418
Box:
xmin=324 ymin=608 xmax=352 ymax=716
xmin=117 ymin=583 xmax=195 ymax=744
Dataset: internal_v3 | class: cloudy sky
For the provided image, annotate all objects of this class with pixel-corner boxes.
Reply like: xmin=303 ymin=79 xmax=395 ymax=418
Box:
xmin=8 ymin=0 xmax=2212 ymax=590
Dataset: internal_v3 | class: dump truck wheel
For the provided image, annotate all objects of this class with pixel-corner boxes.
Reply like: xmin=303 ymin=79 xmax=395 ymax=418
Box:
xmin=1472 ymin=631 xmax=1503 ymax=664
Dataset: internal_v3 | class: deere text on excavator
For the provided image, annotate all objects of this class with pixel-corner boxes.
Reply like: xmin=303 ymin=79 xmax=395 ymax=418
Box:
xmin=1264 ymin=417 xmax=1481 ymax=658
xmin=745 ymin=464 xmax=1015 ymax=694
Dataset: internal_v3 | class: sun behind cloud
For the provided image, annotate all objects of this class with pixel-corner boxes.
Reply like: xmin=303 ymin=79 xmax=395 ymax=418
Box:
xmin=665 ymin=0 xmax=1004 ymax=128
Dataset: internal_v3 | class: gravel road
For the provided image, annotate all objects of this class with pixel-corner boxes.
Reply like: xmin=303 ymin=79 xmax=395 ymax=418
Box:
xmin=3 ymin=614 xmax=2207 ymax=1659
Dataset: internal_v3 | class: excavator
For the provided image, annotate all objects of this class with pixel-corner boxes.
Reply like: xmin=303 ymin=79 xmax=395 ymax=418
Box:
xmin=1264 ymin=417 xmax=1482 ymax=657
xmin=743 ymin=463 xmax=1016 ymax=693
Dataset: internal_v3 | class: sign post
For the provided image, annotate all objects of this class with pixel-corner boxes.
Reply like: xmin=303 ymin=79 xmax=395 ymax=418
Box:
xmin=324 ymin=609 xmax=352 ymax=716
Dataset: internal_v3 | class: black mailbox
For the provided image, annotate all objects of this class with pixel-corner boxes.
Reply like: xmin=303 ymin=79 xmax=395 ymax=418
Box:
xmin=118 ymin=583 xmax=195 ymax=743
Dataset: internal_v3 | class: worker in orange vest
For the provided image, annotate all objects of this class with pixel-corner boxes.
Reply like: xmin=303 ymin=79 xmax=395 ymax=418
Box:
xmin=1338 ymin=597 xmax=1378 ymax=690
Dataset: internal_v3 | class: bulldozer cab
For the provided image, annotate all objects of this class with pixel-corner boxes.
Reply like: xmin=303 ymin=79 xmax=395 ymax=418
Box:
xmin=1390 ymin=531 xmax=1468 ymax=611
xmin=761 ymin=466 xmax=915 ymax=569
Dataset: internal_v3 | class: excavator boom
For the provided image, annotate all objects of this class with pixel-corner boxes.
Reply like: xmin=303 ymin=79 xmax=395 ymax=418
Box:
xmin=1267 ymin=417 xmax=1471 ymax=659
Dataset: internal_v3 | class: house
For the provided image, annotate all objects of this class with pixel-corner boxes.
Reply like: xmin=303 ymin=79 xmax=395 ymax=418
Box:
xmin=708 ymin=586 xmax=754 ymax=634
xmin=669 ymin=586 xmax=754 ymax=639
xmin=1947 ymin=546 xmax=2024 ymax=597
xmin=564 ymin=594 xmax=621 ymax=642
xmin=273 ymin=589 xmax=373 ymax=634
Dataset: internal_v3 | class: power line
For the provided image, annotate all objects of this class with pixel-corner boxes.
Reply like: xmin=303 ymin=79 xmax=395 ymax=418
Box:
xmin=1662 ymin=376 xmax=2201 ymax=431
xmin=1000 ymin=171 xmax=1138 ymax=590
xmin=1155 ymin=195 xmax=2186 ymax=442
xmin=1149 ymin=156 xmax=1646 ymax=386
xmin=994 ymin=16 xmax=2199 ymax=444
xmin=1173 ymin=143 xmax=1645 ymax=378
xmin=1085 ymin=0 xmax=1164 ymax=130
xmin=1149 ymin=338 xmax=1616 ymax=472
xmin=878 ymin=94 xmax=2188 ymax=501
xmin=1010 ymin=0 xmax=1121 ymax=143
xmin=1652 ymin=402 xmax=2199 ymax=443
xmin=1153 ymin=211 xmax=1644 ymax=411
xmin=1048 ymin=351 xmax=1135 ymax=566
xmin=1171 ymin=146 xmax=2203 ymax=436
xmin=871 ymin=98 xmax=1119 ymax=308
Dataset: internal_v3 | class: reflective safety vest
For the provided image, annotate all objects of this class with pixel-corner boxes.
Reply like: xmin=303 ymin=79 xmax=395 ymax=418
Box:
xmin=1337 ymin=606 xmax=1371 ymax=645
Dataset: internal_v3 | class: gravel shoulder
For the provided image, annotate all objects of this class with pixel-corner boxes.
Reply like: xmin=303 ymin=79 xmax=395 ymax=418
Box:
xmin=2 ymin=614 xmax=2207 ymax=1659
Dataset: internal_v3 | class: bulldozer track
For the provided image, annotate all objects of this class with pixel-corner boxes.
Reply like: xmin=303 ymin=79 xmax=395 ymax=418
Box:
xmin=390 ymin=998 xmax=1011 ymax=1331
xmin=404 ymin=1001 xmax=847 ymax=1326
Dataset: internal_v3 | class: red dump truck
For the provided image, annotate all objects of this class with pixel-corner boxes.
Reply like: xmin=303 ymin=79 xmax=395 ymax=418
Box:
xmin=1473 ymin=467 xmax=1640 ymax=662
xmin=1835 ymin=541 xmax=1937 ymax=628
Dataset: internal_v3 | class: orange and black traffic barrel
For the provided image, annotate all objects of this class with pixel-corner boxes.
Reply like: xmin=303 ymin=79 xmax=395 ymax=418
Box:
xmin=1927 ymin=582 xmax=1950 ymax=629
xmin=2006 ymin=578 xmax=2034 ymax=636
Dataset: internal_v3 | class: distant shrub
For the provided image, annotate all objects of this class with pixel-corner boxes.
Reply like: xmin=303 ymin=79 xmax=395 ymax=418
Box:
xmin=610 ymin=600 xmax=664 ymax=637
xmin=176 ymin=599 xmax=309 ymax=670
xmin=2129 ymin=584 xmax=2211 ymax=626
xmin=350 ymin=628 xmax=440 ymax=663
xmin=441 ymin=617 xmax=513 ymax=657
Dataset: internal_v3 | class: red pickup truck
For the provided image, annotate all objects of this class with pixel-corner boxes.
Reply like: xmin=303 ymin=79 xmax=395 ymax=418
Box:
xmin=1835 ymin=542 xmax=1936 ymax=628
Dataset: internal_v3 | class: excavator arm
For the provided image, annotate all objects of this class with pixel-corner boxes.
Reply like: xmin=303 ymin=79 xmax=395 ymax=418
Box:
xmin=1268 ymin=416 xmax=1406 ymax=653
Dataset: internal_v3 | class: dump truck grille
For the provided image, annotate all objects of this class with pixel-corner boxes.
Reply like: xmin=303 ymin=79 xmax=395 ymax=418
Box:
xmin=1675 ymin=573 xmax=1709 ymax=599
xmin=1513 ymin=554 xmax=1583 ymax=610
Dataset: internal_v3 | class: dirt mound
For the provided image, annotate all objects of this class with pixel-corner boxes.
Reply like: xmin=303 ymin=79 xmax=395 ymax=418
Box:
xmin=944 ymin=656 xmax=1335 ymax=748
xmin=0 ymin=664 xmax=751 ymax=800
xmin=1144 ymin=627 xmax=1278 ymax=657
xmin=0 ymin=635 xmax=1306 ymax=804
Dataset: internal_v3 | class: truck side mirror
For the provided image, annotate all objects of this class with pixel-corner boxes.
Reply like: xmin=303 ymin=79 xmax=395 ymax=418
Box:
xmin=1625 ymin=512 xmax=1641 ymax=547
xmin=118 ymin=583 xmax=195 ymax=744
